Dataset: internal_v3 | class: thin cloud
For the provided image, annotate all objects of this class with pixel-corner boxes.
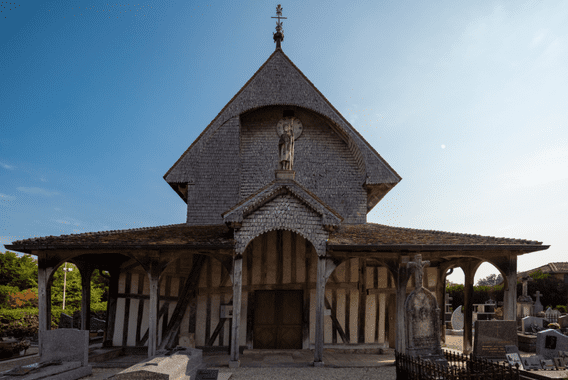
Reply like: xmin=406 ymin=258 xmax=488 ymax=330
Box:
xmin=0 ymin=162 xmax=14 ymax=170
xmin=17 ymin=187 xmax=60 ymax=196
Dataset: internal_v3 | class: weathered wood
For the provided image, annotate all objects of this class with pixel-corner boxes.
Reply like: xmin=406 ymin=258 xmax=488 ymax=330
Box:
xmin=358 ymin=258 xmax=366 ymax=344
xmin=230 ymin=255 xmax=243 ymax=364
xmin=345 ymin=259 xmax=351 ymax=343
xmin=324 ymin=295 xmax=348 ymax=344
xmin=207 ymin=296 xmax=233 ymax=346
xmin=277 ymin=231 xmax=283 ymax=285
xmin=117 ymin=293 xmax=180 ymax=301
xmin=147 ymin=263 xmax=161 ymax=358
xmin=314 ymin=256 xmax=326 ymax=363
xmin=38 ymin=263 xmax=48 ymax=357
xmin=332 ymin=289 xmax=337 ymax=344
xmin=261 ymin=234 xmax=268 ymax=285
xmin=205 ymin=257 xmax=212 ymax=344
xmin=138 ymin=300 xmax=169 ymax=346
xmin=122 ymin=272 xmax=132 ymax=347
xmin=135 ymin=273 xmax=145 ymax=345
xmin=80 ymin=268 xmax=93 ymax=331
xmin=104 ymin=269 xmax=120 ymax=347
xmin=246 ymin=291 xmax=254 ymax=349
xmin=291 ymin=233 xmax=297 ymax=284
xmin=159 ymin=254 xmax=206 ymax=350
xmin=196 ymin=282 xmax=359 ymax=295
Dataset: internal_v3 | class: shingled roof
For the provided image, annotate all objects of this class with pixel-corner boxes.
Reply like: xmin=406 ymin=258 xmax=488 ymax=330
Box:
xmin=517 ymin=262 xmax=568 ymax=278
xmin=5 ymin=222 xmax=548 ymax=255
xmin=164 ymin=49 xmax=401 ymax=211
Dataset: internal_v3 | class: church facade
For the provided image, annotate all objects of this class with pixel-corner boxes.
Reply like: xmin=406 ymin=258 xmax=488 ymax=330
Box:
xmin=7 ymin=13 xmax=549 ymax=367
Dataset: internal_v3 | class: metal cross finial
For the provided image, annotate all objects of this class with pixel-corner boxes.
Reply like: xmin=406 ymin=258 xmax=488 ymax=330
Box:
xmin=407 ymin=254 xmax=430 ymax=290
xmin=271 ymin=4 xmax=287 ymax=49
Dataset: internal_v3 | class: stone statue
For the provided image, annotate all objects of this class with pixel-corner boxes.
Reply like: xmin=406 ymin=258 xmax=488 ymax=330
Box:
xmin=408 ymin=254 xmax=430 ymax=289
xmin=278 ymin=121 xmax=294 ymax=170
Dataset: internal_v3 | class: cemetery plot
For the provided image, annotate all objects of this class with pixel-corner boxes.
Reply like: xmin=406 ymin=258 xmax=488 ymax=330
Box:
xmin=473 ymin=320 xmax=518 ymax=360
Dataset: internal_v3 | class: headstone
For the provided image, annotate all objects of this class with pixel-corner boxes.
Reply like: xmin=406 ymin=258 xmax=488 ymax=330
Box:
xmin=404 ymin=255 xmax=446 ymax=364
xmin=522 ymin=316 xmax=547 ymax=334
xmin=554 ymin=357 xmax=566 ymax=370
xmin=536 ymin=329 xmax=568 ymax=359
xmin=451 ymin=306 xmax=464 ymax=330
xmin=533 ymin=291 xmax=543 ymax=314
xmin=473 ymin=320 xmax=518 ymax=360
xmin=522 ymin=355 xmax=543 ymax=370
xmin=40 ymin=328 xmax=89 ymax=366
xmin=559 ymin=315 xmax=568 ymax=328
xmin=58 ymin=313 xmax=73 ymax=329
xmin=90 ymin=317 xmax=106 ymax=332
xmin=545 ymin=308 xmax=560 ymax=323
xmin=541 ymin=359 xmax=556 ymax=370
xmin=505 ymin=346 xmax=524 ymax=370
xmin=114 ymin=347 xmax=204 ymax=380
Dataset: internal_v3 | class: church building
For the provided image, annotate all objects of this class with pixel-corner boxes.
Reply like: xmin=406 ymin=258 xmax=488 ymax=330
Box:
xmin=6 ymin=6 xmax=549 ymax=367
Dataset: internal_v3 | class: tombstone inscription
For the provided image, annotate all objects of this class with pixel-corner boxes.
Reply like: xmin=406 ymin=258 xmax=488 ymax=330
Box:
xmin=505 ymin=345 xmax=524 ymax=370
xmin=404 ymin=254 xmax=445 ymax=363
xmin=473 ymin=320 xmax=518 ymax=360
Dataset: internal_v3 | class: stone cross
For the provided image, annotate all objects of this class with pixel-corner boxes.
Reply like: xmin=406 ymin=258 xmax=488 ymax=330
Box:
xmin=445 ymin=293 xmax=452 ymax=304
xmin=533 ymin=291 xmax=542 ymax=302
xmin=408 ymin=254 xmax=430 ymax=289
xmin=521 ymin=276 xmax=533 ymax=298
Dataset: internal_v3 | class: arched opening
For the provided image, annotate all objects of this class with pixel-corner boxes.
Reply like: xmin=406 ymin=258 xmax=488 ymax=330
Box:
xmin=240 ymin=229 xmax=318 ymax=349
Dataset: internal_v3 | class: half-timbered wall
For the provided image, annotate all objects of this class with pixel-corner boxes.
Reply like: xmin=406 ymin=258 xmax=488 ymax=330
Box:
xmin=112 ymin=231 xmax=439 ymax=349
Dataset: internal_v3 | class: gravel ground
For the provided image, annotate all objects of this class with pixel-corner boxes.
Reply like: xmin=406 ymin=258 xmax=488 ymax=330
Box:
xmin=214 ymin=366 xmax=396 ymax=380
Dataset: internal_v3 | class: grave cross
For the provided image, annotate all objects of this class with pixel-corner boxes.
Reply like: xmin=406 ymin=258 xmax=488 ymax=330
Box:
xmin=533 ymin=291 xmax=542 ymax=302
xmin=408 ymin=254 xmax=430 ymax=289
xmin=445 ymin=293 xmax=452 ymax=304
xmin=521 ymin=276 xmax=533 ymax=298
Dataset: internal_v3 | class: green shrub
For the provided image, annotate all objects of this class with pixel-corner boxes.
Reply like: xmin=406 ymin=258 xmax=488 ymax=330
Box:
xmin=556 ymin=305 xmax=567 ymax=313
xmin=0 ymin=285 xmax=20 ymax=306
xmin=0 ymin=308 xmax=38 ymax=338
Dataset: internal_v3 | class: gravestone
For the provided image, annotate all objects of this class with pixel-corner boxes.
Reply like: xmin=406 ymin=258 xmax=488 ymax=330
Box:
xmin=451 ymin=306 xmax=464 ymax=330
xmin=0 ymin=329 xmax=93 ymax=380
xmin=522 ymin=355 xmax=543 ymax=370
xmin=114 ymin=347 xmax=205 ymax=380
xmin=404 ymin=255 xmax=446 ymax=364
xmin=473 ymin=320 xmax=518 ymax=360
xmin=536 ymin=329 xmax=568 ymax=359
xmin=58 ymin=313 xmax=73 ymax=329
xmin=522 ymin=316 xmax=547 ymax=334
xmin=541 ymin=358 xmax=556 ymax=370
xmin=545 ymin=308 xmax=560 ymax=323
xmin=505 ymin=345 xmax=524 ymax=370
xmin=533 ymin=291 xmax=543 ymax=314
xmin=559 ymin=315 xmax=568 ymax=329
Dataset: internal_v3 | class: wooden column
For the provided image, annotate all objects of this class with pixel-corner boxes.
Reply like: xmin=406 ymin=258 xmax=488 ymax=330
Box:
xmin=148 ymin=264 xmax=161 ymax=358
xmin=38 ymin=263 xmax=48 ymax=358
xmin=395 ymin=264 xmax=409 ymax=354
xmin=436 ymin=267 xmax=448 ymax=344
xmin=462 ymin=264 xmax=475 ymax=354
xmin=229 ymin=254 xmax=243 ymax=368
xmin=79 ymin=266 xmax=95 ymax=331
xmin=104 ymin=269 xmax=120 ymax=347
xmin=378 ymin=293 xmax=386 ymax=345
xmin=313 ymin=255 xmax=326 ymax=366
xmin=503 ymin=257 xmax=518 ymax=321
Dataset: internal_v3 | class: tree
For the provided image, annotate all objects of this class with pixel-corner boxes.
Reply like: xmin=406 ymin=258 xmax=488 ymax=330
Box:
xmin=0 ymin=251 xmax=38 ymax=290
xmin=476 ymin=273 xmax=503 ymax=286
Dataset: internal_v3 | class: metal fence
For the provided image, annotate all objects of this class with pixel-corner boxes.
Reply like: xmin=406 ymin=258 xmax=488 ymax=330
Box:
xmin=395 ymin=350 xmax=521 ymax=380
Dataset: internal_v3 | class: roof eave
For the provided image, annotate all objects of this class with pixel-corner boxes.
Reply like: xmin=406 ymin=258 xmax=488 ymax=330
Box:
xmin=327 ymin=244 xmax=550 ymax=253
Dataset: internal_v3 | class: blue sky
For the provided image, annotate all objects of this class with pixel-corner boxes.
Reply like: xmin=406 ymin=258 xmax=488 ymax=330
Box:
xmin=1 ymin=1 xmax=567 ymax=284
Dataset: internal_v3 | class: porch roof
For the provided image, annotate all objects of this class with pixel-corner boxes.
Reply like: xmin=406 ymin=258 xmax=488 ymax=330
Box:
xmin=5 ymin=223 xmax=548 ymax=255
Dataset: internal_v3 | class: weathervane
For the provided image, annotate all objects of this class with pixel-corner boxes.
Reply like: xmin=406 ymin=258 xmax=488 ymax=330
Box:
xmin=271 ymin=4 xmax=287 ymax=49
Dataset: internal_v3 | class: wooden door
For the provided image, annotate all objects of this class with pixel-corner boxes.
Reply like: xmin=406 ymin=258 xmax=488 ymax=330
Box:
xmin=253 ymin=290 xmax=303 ymax=349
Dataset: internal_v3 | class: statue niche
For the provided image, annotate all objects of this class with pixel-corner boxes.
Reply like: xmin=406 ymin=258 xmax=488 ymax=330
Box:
xmin=276 ymin=116 xmax=302 ymax=171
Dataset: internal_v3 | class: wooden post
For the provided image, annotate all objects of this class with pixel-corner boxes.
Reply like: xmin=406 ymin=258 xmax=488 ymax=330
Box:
xmin=503 ymin=257 xmax=518 ymax=321
xmin=229 ymin=255 xmax=243 ymax=368
xmin=80 ymin=266 xmax=94 ymax=331
xmin=104 ymin=269 xmax=120 ymax=347
xmin=38 ymin=263 xmax=48 ymax=358
xmin=463 ymin=265 xmax=475 ymax=354
xmin=148 ymin=264 xmax=160 ymax=358
xmin=313 ymin=255 xmax=326 ymax=366
xmin=395 ymin=265 xmax=409 ymax=354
